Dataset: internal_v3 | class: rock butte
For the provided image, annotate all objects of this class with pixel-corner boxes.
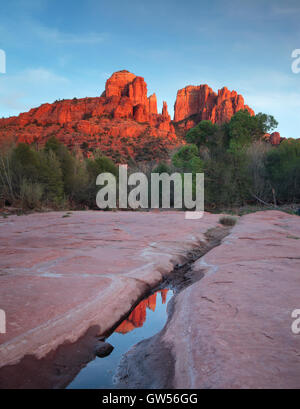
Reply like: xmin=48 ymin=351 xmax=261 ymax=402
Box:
xmin=0 ymin=70 xmax=177 ymax=161
xmin=0 ymin=70 xmax=281 ymax=158
xmin=173 ymin=84 xmax=255 ymax=132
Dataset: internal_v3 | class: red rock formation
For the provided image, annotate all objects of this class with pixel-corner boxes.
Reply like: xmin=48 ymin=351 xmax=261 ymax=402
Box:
xmin=160 ymin=289 xmax=168 ymax=304
xmin=173 ymin=84 xmax=255 ymax=132
xmin=162 ymin=101 xmax=171 ymax=121
xmin=115 ymin=290 xmax=168 ymax=334
xmin=105 ymin=70 xmax=137 ymax=98
xmin=263 ymin=132 xmax=284 ymax=146
xmin=0 ymin=70 xmax=283 ymax=155
xmin=148 ymin=93 xmax=158 ymax=115
xmin=270 ymin=132 xmax=281 ymax=146
xmin=0 ymin=70 xmax=179 ymax=162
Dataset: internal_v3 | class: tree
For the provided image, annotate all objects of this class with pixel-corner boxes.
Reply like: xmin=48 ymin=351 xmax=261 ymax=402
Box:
xmin=86 ymin=155 xmax=118 ymax=208
xmin=39 ymin=150 xmax=64 ymax=204
xmin=228 ymin=110 xmax=278 ymax=148
xmin=152 ymin=162 xmax=171 ymax=174
xmin=45 ymin=136 xmax=77 ymax=195
xmin=186 ymin=120 xmax=219 ymax=149
xmin=11 ymin=143 xmax=41 ymax=183
xmin=172 ymin=145 xmax=203 ymax=173
xmin=265 ymin=139 xmax=300 ymax=203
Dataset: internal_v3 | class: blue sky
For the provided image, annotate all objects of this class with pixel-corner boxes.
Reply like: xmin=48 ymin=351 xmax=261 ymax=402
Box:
xmin=0 ymin=0 xmax=299 ymax=138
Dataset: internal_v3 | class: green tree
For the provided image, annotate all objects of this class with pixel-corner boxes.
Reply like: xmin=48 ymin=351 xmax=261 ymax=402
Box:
xmin=265 ymin=139 xmax=300 ymax=203
xmin=45 ymin=136 xmax=77 ymax=195
xmin=152 ymin=162 xmax=171 ymax=174
xmin=39 ymin=150 xmax=64 ymax=204
xmin=228 ymin=110 xmax=278 ymax=149
xmin=172 ymin=145 xmax=203 ymax=173
xmin=11 ymin=143 xmax=41 ymax=183
xmin=186 ymin=120 xmax=219 ymax=149
xmin=86 ymin=155 xmax=118 ymax=208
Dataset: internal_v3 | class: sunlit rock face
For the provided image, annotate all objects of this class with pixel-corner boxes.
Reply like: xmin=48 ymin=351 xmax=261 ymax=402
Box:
xmin=270 ymin=131 xmax=282 ymax=145
xmin=148 ymin=93 xmax=158 ymax=115
xmin=0 ymin=70 xmax=178 ymax=162
xmin=0 ymin=69 xmax=283 ymax=156
xmin=173 ymin=84 xmax=254 ymax=133
xmin=263 ymin=131 xmax=284 ymax=145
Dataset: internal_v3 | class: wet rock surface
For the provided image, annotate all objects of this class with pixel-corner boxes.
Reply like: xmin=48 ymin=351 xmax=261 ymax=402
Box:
xmin=95 ymin=342 xmax=114 ymax=358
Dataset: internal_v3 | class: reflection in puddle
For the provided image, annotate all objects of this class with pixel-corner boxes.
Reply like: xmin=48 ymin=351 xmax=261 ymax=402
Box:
xmin=68 ymin=288 xmax=172 ymax=389
xmin=115 ymin=289 xmax=168 ymax=334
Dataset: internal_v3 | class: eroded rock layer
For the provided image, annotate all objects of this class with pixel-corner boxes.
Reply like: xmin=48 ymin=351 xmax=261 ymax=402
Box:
xmin=0 ymin=70 xmax=178 ymax=162
xmin=173 ymin=84 xmax=255 ymax=133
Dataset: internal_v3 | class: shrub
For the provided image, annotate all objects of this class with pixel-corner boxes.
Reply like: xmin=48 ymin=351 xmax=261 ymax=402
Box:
xmin=20 ymin=180 xmax=44 ymax=209
xmin=219 ymin=215 xmax=237 ymax=226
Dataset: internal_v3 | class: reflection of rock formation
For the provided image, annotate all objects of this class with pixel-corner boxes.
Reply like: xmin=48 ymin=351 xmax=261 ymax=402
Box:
xmin=160 ymin=289 xmax=168 ymax=304
xmin=115 ymin=290 xmax=168 ymax=334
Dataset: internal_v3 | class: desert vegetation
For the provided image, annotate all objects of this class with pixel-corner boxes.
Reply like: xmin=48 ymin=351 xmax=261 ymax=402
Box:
xmin=156 ymin=110 xmax=300 ymax=211
xmin=0 ymin=110 xmax=299 ymax=213
xmin=0 ymin=136 xmax=118 ymax=210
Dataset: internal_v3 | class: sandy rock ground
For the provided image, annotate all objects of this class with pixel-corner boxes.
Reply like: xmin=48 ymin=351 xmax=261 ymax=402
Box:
xmin=0 ymin=210 xmax=220 ymax=368
xmin=116 ymin=211 xmax=300 ymax=389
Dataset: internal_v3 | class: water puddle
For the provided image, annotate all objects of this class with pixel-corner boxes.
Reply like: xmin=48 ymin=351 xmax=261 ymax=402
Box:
xmin=67 ymin=289 xmax=173 ymax=389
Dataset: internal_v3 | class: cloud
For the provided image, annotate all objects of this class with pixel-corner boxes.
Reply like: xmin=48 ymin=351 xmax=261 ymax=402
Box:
xmin=0 ymin=92 xmax=25 ymax=110
xmin=271 ymin=5 xmax=300 ymax=15
xmin=0 ymin=67 xmax=70 ymax=116
xmin=23 ymin=68 xmax=69 ymax=83
xmin=246 ymin=91 xmax=300 ymax=112
xmin=33 ymin=24 xmax=107 ymax=45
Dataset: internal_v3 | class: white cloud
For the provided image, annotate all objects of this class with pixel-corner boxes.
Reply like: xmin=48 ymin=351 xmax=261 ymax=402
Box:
xmin=271 ymin=5 xmax=300 ymax=15
xmin=0 ymin=67 xmax=70 ymax=116
xmin=33 ymin=24 xmax=106 ymax=45
xmin=23 ymin=68 xmax=69 ymax=83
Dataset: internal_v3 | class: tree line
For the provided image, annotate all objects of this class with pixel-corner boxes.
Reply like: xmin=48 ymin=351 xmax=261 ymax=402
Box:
xmin=0 ymin=110 xmax=299 ymax=212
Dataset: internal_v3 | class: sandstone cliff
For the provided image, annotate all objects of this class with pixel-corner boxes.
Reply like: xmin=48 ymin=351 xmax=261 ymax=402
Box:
xmin=173 ymin=84 xmax=255 ymax=133
xmin=0 ymin=70 xmax=178 ymax=162
xmin=0 ymin=70 xmax=284 ymax=159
